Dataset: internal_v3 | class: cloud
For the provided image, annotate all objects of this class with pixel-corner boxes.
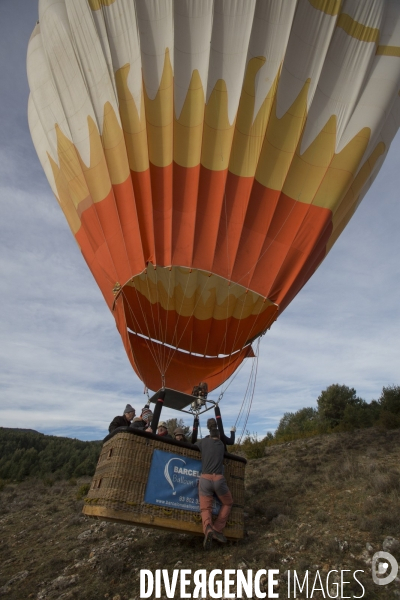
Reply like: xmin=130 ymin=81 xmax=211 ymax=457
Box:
xmin=1 ymin=133 xmax=399 ymax=441
xmin=1 ymin=0 xmax=399 ymax=442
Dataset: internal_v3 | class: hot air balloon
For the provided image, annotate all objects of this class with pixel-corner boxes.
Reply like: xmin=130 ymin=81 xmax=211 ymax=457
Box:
xmin=27 ymin=0 xmax=400 ymax=537
xmin=27 ymin=0 xmax=400 ymax=396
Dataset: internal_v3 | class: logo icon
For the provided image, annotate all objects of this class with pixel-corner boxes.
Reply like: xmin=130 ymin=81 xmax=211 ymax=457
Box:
xmin=372 ymin=551 xmax=398 ymax=586
xmin=164 ymin=457 xmax=186 ymax=495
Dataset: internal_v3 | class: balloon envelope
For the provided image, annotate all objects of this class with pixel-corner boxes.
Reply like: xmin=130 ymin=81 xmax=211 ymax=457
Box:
xmin=27 ymin=0 xmax=400 ymax=393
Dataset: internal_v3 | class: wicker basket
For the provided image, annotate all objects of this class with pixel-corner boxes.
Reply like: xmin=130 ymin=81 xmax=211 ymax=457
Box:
xmin=82 ymin=428 xmax=246 ymax=539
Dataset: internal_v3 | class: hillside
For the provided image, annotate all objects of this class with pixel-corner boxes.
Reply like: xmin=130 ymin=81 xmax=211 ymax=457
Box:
xmin=1 ymin=429 xmax=42 ymax=435
xmin=0 ymin=428 xmax=101 ymax=482
xmin=0 ymin=427 xmax=399 ymax=599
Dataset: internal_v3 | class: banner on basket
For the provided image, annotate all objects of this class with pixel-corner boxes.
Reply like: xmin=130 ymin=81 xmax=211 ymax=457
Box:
xmin=144 ymin=449 xmax=220 ymax=514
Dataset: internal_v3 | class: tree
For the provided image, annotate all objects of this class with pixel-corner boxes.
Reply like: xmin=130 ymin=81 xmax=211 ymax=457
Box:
xmin=378 ymin=385 xmax=400 ymax=415
xmin=165 ymin=418 xmax=191 ymax=439
xmin=0 ymin=429 xmax=101 ymax=481
xmin=340 ymin=401 xmax=374 ymax=430
xmin=317 ymin=384 xmax=363 ymax=427
xmin=377 ymin=385 xmax=400 ymax=429
xmin=275 ymin=407 xmax=319 ymax=439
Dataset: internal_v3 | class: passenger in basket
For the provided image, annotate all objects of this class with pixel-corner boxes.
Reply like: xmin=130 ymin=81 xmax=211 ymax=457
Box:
xmin=157 ymin=421 xmax=173 ymax=439
xmin=173 ymin=427 xmax=187 ymax=443
xmin=195 ymin=427 xmax=233 ymax=550
xmin=131 ymin=406 xmax=153 ymax=432
xmin=108 ymin=404 xmax=136 ymax=434
xmin=206 ymin=417 xmax=236 ymax=448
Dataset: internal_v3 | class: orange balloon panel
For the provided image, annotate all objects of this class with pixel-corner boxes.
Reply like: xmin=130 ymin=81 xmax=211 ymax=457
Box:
xmin=130 ymin=335 xmax=255 ymax=395
xmin=113 ymin=298 xmax=255 ymax=394
xmin=116 ymin=312 xmax=255 ymax=395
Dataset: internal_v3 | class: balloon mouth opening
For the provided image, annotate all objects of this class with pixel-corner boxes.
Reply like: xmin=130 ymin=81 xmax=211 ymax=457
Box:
xmin=127 ymin=327 xmax=251 ymax=359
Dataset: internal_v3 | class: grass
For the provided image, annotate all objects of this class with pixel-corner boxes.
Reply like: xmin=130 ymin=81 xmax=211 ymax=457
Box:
xmin=0 ymin=428 xmax=399 ymax=598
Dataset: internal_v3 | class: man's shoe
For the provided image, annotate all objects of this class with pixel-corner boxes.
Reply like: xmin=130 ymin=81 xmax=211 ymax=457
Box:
xmin=203 ymin=526 xmax=213 ymax=550
xmin=212 ymin=530 xmax=227 ymax=543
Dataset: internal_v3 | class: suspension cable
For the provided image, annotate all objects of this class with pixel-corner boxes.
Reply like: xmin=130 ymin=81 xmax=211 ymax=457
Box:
xmin=236 ymin=338 xmax=260 ymax=444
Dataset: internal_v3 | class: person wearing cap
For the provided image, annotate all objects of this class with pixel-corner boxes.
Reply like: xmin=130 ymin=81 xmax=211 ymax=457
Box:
xmin=173 ymin=427 xmax=187 ymax=443
xmin=108 ymin=404 xmax=136 ymax=434
xmin=157 ymin=421 xmax=173 ymax=438
xmin=131 ymin=406 xmax=153 ymax=431
xmin=195 ymin=427 xmax=233 ymax=550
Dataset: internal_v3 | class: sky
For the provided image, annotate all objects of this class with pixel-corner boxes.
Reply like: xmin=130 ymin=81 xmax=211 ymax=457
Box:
xmin=1 ymin=0 xmax=399 ymax=442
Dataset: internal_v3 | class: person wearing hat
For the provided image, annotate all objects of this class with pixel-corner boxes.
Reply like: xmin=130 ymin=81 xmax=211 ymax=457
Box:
xmin=173 ymin=427 xmax=187 ymax=443
xmin=157 ymin=421 xmax=173 ymax=438
xmin=131 ymin=406 xmax=153 ymax=431
xmin=195 ymin=427 xmax=233 ymax=550
xmin=108 ymin=404 xmax=136 ymax=434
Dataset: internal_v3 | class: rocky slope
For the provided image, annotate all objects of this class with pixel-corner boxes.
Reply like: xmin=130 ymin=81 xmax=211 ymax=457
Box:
xmin=0 ymin=427 xmax=399 ymax=599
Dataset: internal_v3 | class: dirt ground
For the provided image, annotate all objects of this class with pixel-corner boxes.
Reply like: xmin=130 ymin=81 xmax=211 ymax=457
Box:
xmin=0 ymin=427 xmax=399 ymax=599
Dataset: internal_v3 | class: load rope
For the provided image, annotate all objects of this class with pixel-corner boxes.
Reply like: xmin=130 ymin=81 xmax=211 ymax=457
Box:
xmin=236 ymin=338 xmax=260 ymax=445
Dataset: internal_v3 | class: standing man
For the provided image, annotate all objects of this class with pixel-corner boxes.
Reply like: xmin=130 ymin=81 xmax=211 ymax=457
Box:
xmin=206 ymin=417 xmax=236 ymax=448
xmin=108 ymin=404 xmax=135 ymax=433
xmin=195 ymin=428 xmax=233 ymax=550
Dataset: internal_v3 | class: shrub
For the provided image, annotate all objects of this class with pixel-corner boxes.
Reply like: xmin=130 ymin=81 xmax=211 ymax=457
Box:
xmin=42 ymin=476 xmax=55 ymax=487
xmin=377 ymin=410 xmax=400 ymax=430
xmin=239 ymin=433 xmax=269 ymax=458
xmin=99 ymin=554 xmax=125 ymax=578
xmin=247 ymin=476 xmax=274 ymax=495
xmin=299 ymin=533 xmax=316 ymax=549
xmin=369 ymin=472 xmax=400 ymax=494
xmin=76 ymin=483 xmax=90 ymax=499
xmin=316 ymin=509 xmax=329 ymax=523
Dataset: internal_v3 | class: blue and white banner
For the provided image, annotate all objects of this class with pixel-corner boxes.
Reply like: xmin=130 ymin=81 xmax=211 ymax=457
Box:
xmin=144 ymin=449 xmax=220 ymax=514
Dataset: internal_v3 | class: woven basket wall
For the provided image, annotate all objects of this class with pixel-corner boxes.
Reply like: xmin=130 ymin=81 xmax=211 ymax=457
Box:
xmin=82 ymin=431 xmax=245 ymax=539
